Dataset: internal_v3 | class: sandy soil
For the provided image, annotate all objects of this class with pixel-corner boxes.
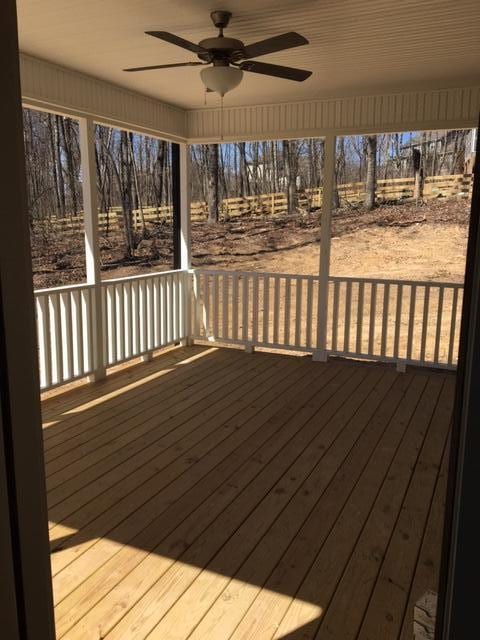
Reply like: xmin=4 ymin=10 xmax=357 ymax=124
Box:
xmin=235 ymin=223 xmax=468 ymax=284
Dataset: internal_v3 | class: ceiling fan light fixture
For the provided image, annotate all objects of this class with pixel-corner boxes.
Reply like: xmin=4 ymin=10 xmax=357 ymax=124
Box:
xmin=125 ymin=14 xmax=312 ymax=96
xmin=200 ymin=65 xmax=243 ymax=96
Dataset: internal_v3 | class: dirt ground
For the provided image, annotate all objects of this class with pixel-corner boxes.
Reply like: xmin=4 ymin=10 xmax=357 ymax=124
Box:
xmin=198 ymin=199 xmax=469 ymax=283
xmin=238 ymin=223 xmax=468 ymax=283
xmin=31 ymin=198 xmax=470 ymax=289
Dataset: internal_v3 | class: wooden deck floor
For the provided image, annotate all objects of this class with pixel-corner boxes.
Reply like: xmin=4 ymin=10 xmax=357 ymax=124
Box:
xmin=42 ymin=345 xmax=454 ymax=640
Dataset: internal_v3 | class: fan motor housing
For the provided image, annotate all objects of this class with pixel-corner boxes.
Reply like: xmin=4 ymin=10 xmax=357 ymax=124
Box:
xmin=198 ymin=37 xmax=245 ymax=62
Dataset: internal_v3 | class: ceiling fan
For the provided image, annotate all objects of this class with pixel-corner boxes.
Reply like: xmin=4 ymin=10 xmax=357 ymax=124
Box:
xmin=124 ymin=10 xmax=312 ymax=97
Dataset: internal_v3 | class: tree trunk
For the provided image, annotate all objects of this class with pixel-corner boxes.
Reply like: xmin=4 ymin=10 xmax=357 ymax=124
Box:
xmin=47 ymin=114 xmax=61 ymax=218
xmin=206 ymin=143 xmax=220 ymax=224
xmin=333 ymin=137 xmax=346 ymax=209
xmin=128 ymin=132 xmax=147 ymax=238
xmin=413 ymin=147 xmax=424 ymax=201
xmin=271 ymin=141 xmax=279 ymax=192
xmin=218 ymin=146 xmax=228 ymax=201
xmin=283 ymin=140 xmax=298 ymax=214
xmin=54 ymin=115 xmax=66 ymax=218
xmin=308 ymin=139 xmax=316 ymax=186
xmin=238 ymin=142 xmax=250 ymax=197
xmin=251 ymin=142 xmax=259 ymax=196
xmin=154 ymin=140 xmax=167 ymax=211
xmin=119 ymin=131 xmax=135 ymax=257
xmin=60 ymin=117 xmax=79 ymax=216
xmin=364 ymin=135 xmax=377 ymax=210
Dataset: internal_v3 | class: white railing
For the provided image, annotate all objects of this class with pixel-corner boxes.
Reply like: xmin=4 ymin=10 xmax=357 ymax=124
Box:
xmin=102 ymin=270 xmax=188 ymax=367
xmin=35 ymin=268 xmax=463 ymax=391
xmin=192 ymin=270 xmax=320 ymax=352
xmin=35 ymin=283 xmax=96 ymax=390
xmin=35 ymin=270 xmax=189 ymax=390
xmin=192 ymin=269 xmax=463 ymax=370
xmin=326 ymin=276 xmax=463 ymax=369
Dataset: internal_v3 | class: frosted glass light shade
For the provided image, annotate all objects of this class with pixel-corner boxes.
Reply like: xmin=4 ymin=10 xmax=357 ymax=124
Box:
xmin=200 ymin=66 xmax=243 ymax=96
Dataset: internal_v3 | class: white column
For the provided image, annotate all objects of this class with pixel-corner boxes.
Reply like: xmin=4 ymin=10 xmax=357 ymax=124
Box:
xmin=79 ymin=116 xmax=106 ymax=380
xmin=179 ymin=143 xmax=194 ymax=345
xmin=179 ymin=143 xmax=192 ymax=269
xmin=313 ymin=134 xmax=336 ymax=362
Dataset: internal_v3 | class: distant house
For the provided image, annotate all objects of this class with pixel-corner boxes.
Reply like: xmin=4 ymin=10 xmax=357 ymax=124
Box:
xmin=400 ymin=128 xmax=476 ymax=174
xmin=247 ymin=161 xmax=303 ymax=190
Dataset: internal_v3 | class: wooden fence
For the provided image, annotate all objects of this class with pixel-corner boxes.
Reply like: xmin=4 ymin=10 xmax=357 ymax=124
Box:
xmin=335 ymin=173 xmax=473 ymax=205
xmin=36 ymin=173 xmax=473 ymax=234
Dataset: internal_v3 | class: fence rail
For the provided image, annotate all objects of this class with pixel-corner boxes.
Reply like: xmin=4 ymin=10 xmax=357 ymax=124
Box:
xmin=34 ymin=172 xmax=473 ymax=233
xmin=35 ymin=270 xmax=189 ymax=390
xmin=192 ymin=269 xmax=463 ymax=370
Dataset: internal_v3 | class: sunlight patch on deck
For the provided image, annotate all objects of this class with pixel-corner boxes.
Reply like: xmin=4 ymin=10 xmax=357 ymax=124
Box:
xmin=105 ymin=559 xmax=323 ymax=640
xmin=49 ymin=523 xmax=78 ymax=542
xmin=42 ymin=347 xmax=219 ymax=429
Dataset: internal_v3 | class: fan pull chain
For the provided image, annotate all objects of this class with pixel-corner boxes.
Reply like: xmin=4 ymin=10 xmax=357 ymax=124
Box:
xmin=220 ymin=95 xmax=224 ymax=142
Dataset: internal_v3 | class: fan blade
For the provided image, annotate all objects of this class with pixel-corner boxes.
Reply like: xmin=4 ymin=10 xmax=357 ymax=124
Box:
xmin=239 ymin=60 xmax=312 ymax=82
xmin=124 ymin=62 xmax=205 ymax=72
xmin=145 ymin=31 xmax=207 ymax=55
xmin=242 ymin=32 xmax=308 ymax=59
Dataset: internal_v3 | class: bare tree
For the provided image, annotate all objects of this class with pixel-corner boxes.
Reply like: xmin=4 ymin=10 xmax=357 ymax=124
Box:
xmin=413 ymin=147 xmax=424 ymax=201
xmin=283 ymin=140 xmax=299 ymax=213
xmin=237 ymin=142 xmax=250 ymax=197
xmin=206 ymin=143 xmax=220 ymax=223
xmin=364 ymin=135 xmax=377 ymax=210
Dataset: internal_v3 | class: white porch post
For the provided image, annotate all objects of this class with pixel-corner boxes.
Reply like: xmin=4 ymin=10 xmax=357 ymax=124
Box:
xmin=179 ymin=143 xmax=194 ymax=345
xmin=179 ymin=143 xmax=192 ymax=270
xmin=313 ymin=134 xmax=336 ymax=361
xmin=79 ymin=116 xmax=106 ymax=380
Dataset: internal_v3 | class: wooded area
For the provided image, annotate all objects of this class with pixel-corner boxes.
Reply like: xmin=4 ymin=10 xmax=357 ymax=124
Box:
xmin=22 ymin=107 xmax=475 ymax=286
xmin=24 ymin=107 xmax=473 ymax=227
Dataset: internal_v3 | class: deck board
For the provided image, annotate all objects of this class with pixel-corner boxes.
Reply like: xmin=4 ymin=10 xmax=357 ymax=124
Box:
xmin=46 ymin=349 xmax=258 ymax=497
xmin=41 ymin=346 xmax=453 ymax=640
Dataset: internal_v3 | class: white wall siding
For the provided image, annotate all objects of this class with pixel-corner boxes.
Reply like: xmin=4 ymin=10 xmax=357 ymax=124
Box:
xmin=20 ymin=54 xmax=187 ymax=141
xmin=20 ymin=54 xmax=479 ymax=143
xmin=187 ymin=86 xmax=480 ymax=142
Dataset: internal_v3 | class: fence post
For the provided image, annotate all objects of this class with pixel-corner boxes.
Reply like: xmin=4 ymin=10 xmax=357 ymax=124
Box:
xmin=313 ymin=134 xmax=336 ymax=362
xmin=79 ymin=116 xmax=106 ymax=381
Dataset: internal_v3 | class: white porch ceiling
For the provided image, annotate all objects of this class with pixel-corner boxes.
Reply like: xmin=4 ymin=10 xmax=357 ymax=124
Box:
xmin=17 ymin=0 xmax=480 ymax=111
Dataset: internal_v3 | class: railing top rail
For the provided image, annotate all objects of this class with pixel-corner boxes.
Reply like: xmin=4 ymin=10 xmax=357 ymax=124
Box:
xmin=101 ymin=268 xmax=188 ymax=286
xmin=192 ymin=268 xmax=463 ymax=290
xmin=192 ymin=268 xmax=321 ymax=281
xmin=34 ymin=268 xmax=189 ymax=295
xmin=34 ymin=281 xmax=96 ymax=296
xmin=329 ymin=275 xmax=464 ymax=288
